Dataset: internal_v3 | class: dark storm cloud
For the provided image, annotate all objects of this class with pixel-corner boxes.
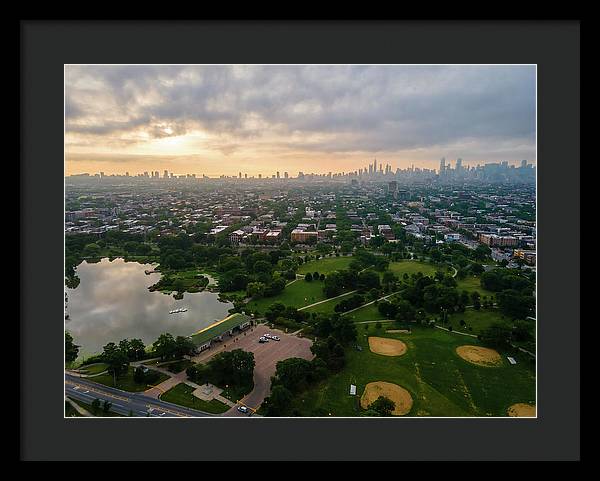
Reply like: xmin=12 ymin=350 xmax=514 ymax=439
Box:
xmin=65 ymin=65 xmax=536 ymax=155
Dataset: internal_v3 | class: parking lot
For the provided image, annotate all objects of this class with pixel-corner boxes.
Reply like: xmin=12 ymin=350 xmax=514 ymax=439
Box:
xmin=216 ymin=324 xmax=314 ymax=416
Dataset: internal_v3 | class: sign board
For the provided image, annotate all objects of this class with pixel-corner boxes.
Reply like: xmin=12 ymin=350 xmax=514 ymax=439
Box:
xmin=349 ymin=384 xmax=357 ymax=396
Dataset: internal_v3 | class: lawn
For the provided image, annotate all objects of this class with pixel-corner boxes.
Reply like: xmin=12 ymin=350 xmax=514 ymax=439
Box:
xmin=78 ymin=362 xmax=109 ymax=376
xmin=246 ymin=278 xmax=328 ymax=314
xmin=160 ymin=383 xmax=230 ymax=414
xmin=455 ymin=275 xmax=495 ymax=298
xmin=301 ymin=290 xmax=360 ymax=315
xmin=388 ymin=260 xmax=439 ymax=278
xmin=90 ymin=366 xmax=170 ymax=392
xmin=287 ymin=324 xmax=535 ymax=417
xmin=165 ymin=359 xmax=194 ymax=373
xmin=447 ymin=308 xmax=510 ymax=335
xmin=297 ymin=256 xmax=354 ymax=275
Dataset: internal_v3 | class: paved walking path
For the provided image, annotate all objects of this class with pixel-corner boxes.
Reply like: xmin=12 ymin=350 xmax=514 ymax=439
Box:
xmin=435 ymin=325 xmax=478 ymax=338
xmin=343 ymin=290 xmax=403 ymax=315
xmin=298 ymin=290 xmax=357 ymax=310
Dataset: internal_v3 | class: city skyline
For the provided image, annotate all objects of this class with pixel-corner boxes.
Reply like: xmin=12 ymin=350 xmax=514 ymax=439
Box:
xmin=65 ymin=65 xmax=536 ymax=177
xmin=68 ymin=157 xmax=534 ymax=180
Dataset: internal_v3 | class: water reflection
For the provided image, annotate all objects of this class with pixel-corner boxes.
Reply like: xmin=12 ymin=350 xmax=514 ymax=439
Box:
xmin=65 ymin=258 xmax=232 ymax=358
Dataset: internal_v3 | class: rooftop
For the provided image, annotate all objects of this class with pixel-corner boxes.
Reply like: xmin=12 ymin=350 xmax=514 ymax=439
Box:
xmin=190 ymin=312 xmax=252 ymax=346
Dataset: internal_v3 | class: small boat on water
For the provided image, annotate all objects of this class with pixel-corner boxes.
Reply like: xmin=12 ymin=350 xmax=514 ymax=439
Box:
xmin=169 ymin=307 xmax=188 ymax=314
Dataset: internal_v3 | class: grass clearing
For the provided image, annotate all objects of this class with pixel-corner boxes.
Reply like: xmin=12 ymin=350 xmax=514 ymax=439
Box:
xmin=90 ymin=366 xmax=170 ymax=392
xmin=455 ymin=275 xmax=495 ymax=298
xmin=78 ymin=362 xmax=109 ymax=375
xmin=160 ymin=383 xmax=230 ymax=414
xmin=388 ymin=261 xmax=438 ymax=278
xmin=297 ymin=256 xmax=354 ymax=275
xmin=246 ymin=279 xmax=328 ymax=313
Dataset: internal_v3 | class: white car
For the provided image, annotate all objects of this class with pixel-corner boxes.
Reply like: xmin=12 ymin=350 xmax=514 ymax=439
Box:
xmin=237 ymin=406 xmax=249 ymax=413
xmin=270 ymin=335 xmax=280 ymax=341
xmin=263 ymin=333 xmax=272 ymax=339
xmin=258 ymin=336 xmax=269 ymax=343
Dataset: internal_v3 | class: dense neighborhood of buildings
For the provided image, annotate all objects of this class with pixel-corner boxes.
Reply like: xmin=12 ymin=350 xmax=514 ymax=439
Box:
xmin=66 ymin=159 xmax=536 ymax=269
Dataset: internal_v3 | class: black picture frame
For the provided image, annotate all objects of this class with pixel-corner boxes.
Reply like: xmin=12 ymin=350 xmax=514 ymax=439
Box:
xmin=20 ymin=20 xmax=580 ymax=461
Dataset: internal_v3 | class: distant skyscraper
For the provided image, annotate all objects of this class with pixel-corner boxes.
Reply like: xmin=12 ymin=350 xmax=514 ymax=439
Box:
xmin=245 ymin=173 xmax=248 ymax=179
xmin=374 ymin=158 xmax=377 ymax=173
xmin=239 ymin=172 xmax=242 ymax=178
xmin=258 ymin=174 xmax=262 ymax=179
xmin=276 ymin=171 xmax=280 ymax=179
xmin=439 ymin=157 xmax=446 ymax=175
xmin=284 ymin=172 xmax=289 ymax=179
xmin=456 ymin=158 xmax=462 ymax=171
xmin=125 ymin=171 xmax=129 ymax=177
xmin=521 ymin=159 xmax=527 ymax=168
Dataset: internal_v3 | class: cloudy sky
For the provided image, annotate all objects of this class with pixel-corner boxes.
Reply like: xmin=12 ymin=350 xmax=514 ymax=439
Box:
xmin=65 ymin=65 xmax=536 ymax=176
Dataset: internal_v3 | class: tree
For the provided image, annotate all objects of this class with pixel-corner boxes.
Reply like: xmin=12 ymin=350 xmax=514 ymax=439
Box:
xmin=263 ymin=385 xmax=293 ymax=416
xmin=91 ymin=398 xmax=101 ymax=414
xmin=471 ymin=291 xmax=481 ymax=310
xmin=479 ymin=322 xmax=512 ymax=348
xmin=304 ymin=272 xmax=313 ymax=282
xmin=65 ymin=331 xmax=79 ymax=363
xmin=272 ymin=357 xmax=313 ymax=392
xmin=174 ymin=336 xmax=196 ymax=359
xmin=394 ymin=299 xmax=416 ymax=323
xmin=102 ymin=342 xmax=129 ymax=382
xmin=246 ymin=281 xmax=266 ymax=299
xmin=128 ymin=338 xmax=146 ymax=361
xmin=102 ymin=400 xmax=112 ymax=414
xmin=369 ymin=396 xmax=395 ymax=416
xmin=153 ymin=333 xmax=177 ymax=361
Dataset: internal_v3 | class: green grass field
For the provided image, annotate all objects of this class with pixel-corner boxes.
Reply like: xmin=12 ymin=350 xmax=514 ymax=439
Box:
xmin=246 ymin=278 xmax=328 ymax=313
xmin=90 ymin=366 xmax=170 ymax=392
xmin=288 ymin=324 xmax=535 ymax=417
xmin=388 ymin=260 xmax=439 ymax=278
xmin=456 ymin=275 xmax=495 ymax=298
xmin=78 ymin=362 xmax=109 ymax=376
xmin=447 ymin=308 xmax=510 ymax=334
xmin=160 ymin=383 xmax=230 ymax=414
xmin=297 ymin=256 xmax=354 ymax=275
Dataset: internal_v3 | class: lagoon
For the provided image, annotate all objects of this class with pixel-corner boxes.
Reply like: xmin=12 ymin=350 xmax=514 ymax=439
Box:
xmin=65 ymin=258 xmax=233 ymax=358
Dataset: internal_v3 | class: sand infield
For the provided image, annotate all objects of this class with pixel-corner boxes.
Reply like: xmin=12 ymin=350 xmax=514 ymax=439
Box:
xmin=456 ymin=345 xmax=502 ymax=367
xmin=368 ymin=337 xmax=407 ymax=356
xmin=507 ymin=403 xmax=536 ymax=417
xmin=360 ymin=381 xmax=413 ymax=415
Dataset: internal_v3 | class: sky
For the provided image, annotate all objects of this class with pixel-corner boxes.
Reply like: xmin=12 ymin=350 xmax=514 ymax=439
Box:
xmin=65 ymin=65 xmax=536 ymax=177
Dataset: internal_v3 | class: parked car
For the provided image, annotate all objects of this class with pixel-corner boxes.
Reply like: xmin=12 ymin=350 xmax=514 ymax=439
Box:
xmin=263 ymin=333 xmax=272 ymax=339
xmin=271 ymin=335 xmax=280 ymax=341
xmin=259 ymin=337 xmax=269 ymax=343
xmin=237 ymin=406 xmax=249 ymax=413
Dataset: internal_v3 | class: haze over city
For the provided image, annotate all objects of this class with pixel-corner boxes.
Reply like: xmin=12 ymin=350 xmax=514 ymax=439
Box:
xmin=65 ymin=65 xmax=536 ymax=177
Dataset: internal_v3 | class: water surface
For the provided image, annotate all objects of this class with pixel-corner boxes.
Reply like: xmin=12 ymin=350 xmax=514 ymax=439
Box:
xmin=65 ymin=258 xmax=233 ymax=357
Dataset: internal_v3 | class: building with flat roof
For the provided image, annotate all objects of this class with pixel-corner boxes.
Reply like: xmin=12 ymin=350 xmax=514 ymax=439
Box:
xmin=190 ymin=313 xmax=253 ymax=352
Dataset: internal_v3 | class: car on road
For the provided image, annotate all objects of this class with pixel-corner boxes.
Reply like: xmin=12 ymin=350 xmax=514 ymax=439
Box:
xmin=237 ymin=406 xmax=249 ymax=413
xmin=258 ymin=336 xmax=269 ymax=343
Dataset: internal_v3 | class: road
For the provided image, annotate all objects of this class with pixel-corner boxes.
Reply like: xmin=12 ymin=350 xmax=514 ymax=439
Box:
xmin=65 ymin=373 xmax=215 ymax=418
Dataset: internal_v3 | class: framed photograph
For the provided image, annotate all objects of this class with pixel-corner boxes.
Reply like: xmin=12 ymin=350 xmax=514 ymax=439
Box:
xmin=21 ymin=21 xmax=580 ymax=461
